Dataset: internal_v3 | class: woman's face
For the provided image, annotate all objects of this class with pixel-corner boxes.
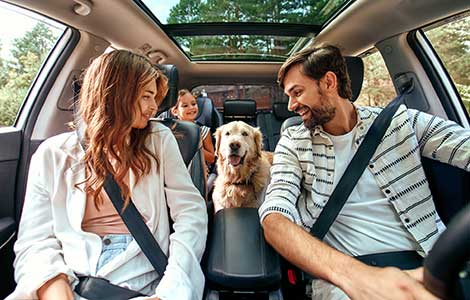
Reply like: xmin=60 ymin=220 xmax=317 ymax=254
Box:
xmin=132 ymin=80 xmax=158 ymax=129
xmin=175 ymin=93 xmax=199 ymax=122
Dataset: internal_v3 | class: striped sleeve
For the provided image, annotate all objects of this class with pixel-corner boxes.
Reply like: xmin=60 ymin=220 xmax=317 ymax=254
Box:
xmin=259 ymin=130 xmax=303 ymax=224
xmin=408 ymin=109 xmax=470 ymax=171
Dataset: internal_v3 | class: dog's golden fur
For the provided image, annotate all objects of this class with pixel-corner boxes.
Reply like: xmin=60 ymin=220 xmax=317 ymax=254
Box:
xmin=213 ymin=121 xmax=273 ymax=212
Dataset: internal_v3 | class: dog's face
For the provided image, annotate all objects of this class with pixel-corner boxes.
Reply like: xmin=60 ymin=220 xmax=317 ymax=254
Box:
xmin=215 ymin=121 xmax=263 ymax=169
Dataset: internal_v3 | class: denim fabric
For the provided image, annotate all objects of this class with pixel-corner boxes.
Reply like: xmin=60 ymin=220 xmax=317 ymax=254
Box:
xmin=96 ymin=234 xmax=133 ymax=272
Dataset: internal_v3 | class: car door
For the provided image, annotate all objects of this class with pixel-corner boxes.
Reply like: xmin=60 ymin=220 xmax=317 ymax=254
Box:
xmin=0 ymin=2 xmax=75 ymax=296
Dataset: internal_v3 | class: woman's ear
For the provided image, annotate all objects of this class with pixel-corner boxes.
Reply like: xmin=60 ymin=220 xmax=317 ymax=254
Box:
xmin=254 ymin=127 xmax=263 ymax=158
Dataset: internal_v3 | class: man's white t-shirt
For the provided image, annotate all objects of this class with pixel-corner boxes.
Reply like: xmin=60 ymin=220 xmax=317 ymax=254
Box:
xmin=323 ymin=126 xmax=418 ymax=256
xmin=312 ymin=125 xmax=418 ymax=300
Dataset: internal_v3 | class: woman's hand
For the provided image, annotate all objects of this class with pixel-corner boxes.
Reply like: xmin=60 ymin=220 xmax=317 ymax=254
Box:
xmin=37 ymin=273 xmax=74 ymax=300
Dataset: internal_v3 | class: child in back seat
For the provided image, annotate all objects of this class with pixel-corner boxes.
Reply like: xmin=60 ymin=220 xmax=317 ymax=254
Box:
xmin=171 ymin=89 xmax=216 ymax=183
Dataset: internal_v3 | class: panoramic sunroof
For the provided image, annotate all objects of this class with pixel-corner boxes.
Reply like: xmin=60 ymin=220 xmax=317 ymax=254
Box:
xmin=136 ymin=0 xmax=352 ymax=61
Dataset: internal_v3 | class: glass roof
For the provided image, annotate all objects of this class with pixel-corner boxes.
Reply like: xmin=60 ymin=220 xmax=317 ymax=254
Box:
xmin=136 ymin=0 xmax=352 ymax=61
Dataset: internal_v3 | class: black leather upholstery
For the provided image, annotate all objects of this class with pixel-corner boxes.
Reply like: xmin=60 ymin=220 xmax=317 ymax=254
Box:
xmin=157 ymin=119 xmax=206 ymax=199
xmin=257 ymin=102 xmax=297 ymax=151
xmin=272 ymin=102 xmax=296 ymax=120
xmin=223 ymin=99 xmax=257 ymax=125
xmin=346 ymin=56 xmax=364 ymax=102
xmin=206 ymin=208 xmax=281 ymax=291
xmin=157 ymin=119 xmax=199 ymax=167
xmin=196 ymin=96 xmax=223 ymax=134
xmin=153 ymin=65 xmax=207 ymax=199
xmin=155 ymin=64 xmax=179 ymax=114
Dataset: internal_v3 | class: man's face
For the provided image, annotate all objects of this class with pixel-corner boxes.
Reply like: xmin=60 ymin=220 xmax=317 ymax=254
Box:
xmin=283 ymin=64 xmax=335 ymax=129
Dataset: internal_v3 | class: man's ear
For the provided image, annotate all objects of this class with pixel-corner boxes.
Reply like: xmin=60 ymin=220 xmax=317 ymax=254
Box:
xmin=323 ymin=71 xmax=338 ymax=94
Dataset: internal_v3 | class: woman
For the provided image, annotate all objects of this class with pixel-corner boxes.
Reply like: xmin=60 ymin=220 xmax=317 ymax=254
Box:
xmin=7 ymin=50 xmax=208 ymax=300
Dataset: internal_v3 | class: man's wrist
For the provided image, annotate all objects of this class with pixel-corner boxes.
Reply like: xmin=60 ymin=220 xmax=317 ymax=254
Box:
xmin=328 ymin=255 xmax=370 ymax=294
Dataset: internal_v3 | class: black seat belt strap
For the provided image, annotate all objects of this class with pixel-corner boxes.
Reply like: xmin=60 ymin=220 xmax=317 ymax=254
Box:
xmin=310 ymin=92 xmax=407 ymax=240
xmin=104 ymin=174 xmax=168 ymax=277
xmin=73 ymin=113 xmax=169 ymax=278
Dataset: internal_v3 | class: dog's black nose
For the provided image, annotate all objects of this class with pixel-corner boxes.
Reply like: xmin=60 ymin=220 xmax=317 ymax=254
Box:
xmin=229 ymin=142 xmax=240 ymax=151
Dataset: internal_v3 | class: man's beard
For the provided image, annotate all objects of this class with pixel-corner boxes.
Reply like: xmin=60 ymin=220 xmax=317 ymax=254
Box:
xmin=299 ymin=105 xmax=336 ymax=129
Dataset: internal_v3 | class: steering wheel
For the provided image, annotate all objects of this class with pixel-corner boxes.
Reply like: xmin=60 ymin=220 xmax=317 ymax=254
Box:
xmin=423 ymin=204 xmax=470 ymax=299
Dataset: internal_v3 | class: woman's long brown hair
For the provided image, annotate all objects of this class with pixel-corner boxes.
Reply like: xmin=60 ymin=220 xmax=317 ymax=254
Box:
xmin=77 ymin=50 xmax=168 ymax=209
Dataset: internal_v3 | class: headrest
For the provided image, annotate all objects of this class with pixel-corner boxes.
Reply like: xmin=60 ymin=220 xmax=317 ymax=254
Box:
xmin=272 ymin=102 xmax=296 ymax=120
xmin=196 ymin=96 xmax=214 ymax=126
xmin=155 ymin=64 xmax=178 ymax=114
xmin=344 ymin=56 xmax=364 ymax=102
xmin=223 ymin=99 xmax=256 ymax=117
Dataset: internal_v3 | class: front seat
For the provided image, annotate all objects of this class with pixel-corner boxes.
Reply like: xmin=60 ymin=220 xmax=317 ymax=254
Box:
xmin=155 ymin=64 xmax=207 ymax=200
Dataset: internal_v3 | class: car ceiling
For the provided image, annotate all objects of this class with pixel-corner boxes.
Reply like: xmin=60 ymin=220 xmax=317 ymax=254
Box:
xmin=4 ymin=0 xmax=470 ymax=89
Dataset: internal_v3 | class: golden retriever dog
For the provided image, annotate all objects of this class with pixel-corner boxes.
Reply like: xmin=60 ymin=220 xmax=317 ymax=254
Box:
xmin=212 ymin=121 xmax=273 ymax=213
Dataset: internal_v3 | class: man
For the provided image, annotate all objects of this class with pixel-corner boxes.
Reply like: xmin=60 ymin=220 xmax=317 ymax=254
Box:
xmin=259 ymin=44 xmax=470 ymax=300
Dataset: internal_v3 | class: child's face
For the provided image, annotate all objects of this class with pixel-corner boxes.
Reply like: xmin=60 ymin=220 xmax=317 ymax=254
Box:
xmin=175 ymin=93 xmax=198 ymax=121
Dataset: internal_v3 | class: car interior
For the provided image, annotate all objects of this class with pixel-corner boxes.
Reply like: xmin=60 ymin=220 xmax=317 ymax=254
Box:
xmin=0 ymin=0 xmax=469 ymax=299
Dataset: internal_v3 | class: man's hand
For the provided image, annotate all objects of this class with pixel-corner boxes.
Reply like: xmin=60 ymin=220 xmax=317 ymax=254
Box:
xmin=340 ymin=265 xmax=439 ymax=300
xmin=37 ymin=273 xmax=74 ymax=300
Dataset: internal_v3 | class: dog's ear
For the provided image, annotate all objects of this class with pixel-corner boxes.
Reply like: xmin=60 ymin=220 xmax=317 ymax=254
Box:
xmin=254 ymin=127 xmax=263 ymax=158
xmin=214 ymin=126 xmax=223 ymax=156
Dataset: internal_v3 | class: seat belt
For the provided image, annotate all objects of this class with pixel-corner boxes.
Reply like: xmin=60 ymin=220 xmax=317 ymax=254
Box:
xmin=310 ymin=90 xmax=408 ymax=240
xmin=103 ymin=174 xmax=169 ymax=276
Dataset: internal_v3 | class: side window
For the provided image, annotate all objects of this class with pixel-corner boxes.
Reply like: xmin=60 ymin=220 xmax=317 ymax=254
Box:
xmin=0 ymin=3 xmax=65 ymax=127
xmin=423 ymin=14 xmax=470 ymax=115
xmin=355 ymin=50 xmax=397 ymax=107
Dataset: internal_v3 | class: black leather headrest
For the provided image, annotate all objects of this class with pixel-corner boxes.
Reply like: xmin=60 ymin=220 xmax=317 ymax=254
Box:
xmin=223 ymin=99 xmax=256 ymax=117
xmin=155 ymin=64 xmax=178 ymax=114
xmin=156 ymin=119 xmax=199 ymax=167
xmin=196 ymin=96 xmax=214 ymax=125
xmin=345 ymin=56 xmax=364 ymax=102
xmin=272 ymin=102 xmax=296 ymax=120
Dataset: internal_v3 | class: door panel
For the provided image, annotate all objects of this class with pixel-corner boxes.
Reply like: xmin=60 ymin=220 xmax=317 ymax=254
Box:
xmin=0 ymin=128 xmax=21 ymax=298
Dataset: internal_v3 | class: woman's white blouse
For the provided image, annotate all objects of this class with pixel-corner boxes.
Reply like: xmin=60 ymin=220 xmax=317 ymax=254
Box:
xmin=7 ymin=122 xmax=208 ymax=300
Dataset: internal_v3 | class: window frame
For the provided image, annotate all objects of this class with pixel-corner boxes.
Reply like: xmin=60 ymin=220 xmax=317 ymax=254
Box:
xmin=407 ymin=23 xmax=470 ymax=127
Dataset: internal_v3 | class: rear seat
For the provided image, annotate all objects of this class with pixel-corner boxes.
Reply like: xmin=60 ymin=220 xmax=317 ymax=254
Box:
xmin=223 ymin=99 xmax=257 ymax=126
xmin=257 ymin=102 xmax=296 ymax=151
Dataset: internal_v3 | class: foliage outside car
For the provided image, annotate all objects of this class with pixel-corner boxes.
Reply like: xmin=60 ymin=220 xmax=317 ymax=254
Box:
xmin=0 ymin=7 xmax=468 ymax=127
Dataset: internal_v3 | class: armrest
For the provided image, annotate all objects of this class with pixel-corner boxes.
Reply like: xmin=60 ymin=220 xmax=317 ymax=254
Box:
xmin=205 ymin=208 xmax=281 ymax=291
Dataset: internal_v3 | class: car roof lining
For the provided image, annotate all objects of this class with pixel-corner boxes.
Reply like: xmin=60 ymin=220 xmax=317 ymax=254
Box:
xmin=5 ymin=0 xmax=469 ymax=86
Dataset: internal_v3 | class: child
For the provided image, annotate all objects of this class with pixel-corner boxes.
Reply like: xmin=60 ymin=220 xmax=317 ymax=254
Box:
xmin=171 ymin=89 xmax=216 ymax=170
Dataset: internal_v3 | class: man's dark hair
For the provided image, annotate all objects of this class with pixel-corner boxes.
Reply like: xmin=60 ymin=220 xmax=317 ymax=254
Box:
xmin=277 ymin=44 xmax=352 ymax=100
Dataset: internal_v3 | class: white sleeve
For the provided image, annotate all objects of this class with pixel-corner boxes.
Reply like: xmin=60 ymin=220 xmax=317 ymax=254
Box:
xmin=408 ymin=108 xmax=470 ymax=171
xmin=7 ymin=144 xmax=76 ymax=300
xmin=154 ymin=131 xmax=208 ymax=300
